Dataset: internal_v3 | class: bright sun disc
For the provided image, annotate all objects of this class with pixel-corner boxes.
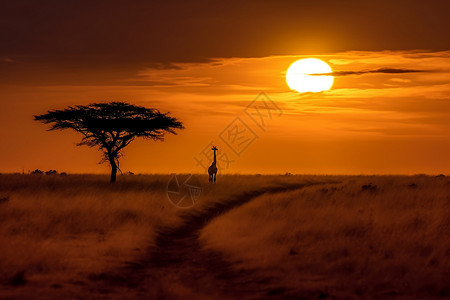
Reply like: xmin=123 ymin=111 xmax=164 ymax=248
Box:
xmin=286 ymin=58 xmax=334 ymax=93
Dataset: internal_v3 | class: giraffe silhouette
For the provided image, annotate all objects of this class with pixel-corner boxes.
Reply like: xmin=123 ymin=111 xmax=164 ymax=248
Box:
xmin=208 ymin=146 xmax=218 ymax=183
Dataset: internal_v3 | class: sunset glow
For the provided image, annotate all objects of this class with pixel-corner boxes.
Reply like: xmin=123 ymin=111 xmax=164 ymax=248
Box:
xmin=1 ymin=51 xmax=450 ymax=174
xmin=0 ymin=2 xmax=449 ymax=176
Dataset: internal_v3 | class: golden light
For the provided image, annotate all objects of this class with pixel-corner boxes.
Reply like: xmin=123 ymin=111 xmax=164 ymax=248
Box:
xmin=286 ymin=58 xmax=334 ymax=93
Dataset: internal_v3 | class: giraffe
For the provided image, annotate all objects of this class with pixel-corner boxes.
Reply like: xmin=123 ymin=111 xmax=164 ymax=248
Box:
xmin=208 ymin=146 xmax=218 ymax=182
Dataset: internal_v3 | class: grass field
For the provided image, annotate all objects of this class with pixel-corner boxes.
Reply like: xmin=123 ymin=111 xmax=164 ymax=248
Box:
xmin=0 ymin=174 xmax=448 ymax=299
xmin=201 ymin=175 xmax=450 ymax=299
xmin=0 ymin=173 xmax=319 ymax=298
xmin=0 ymin=175 xmax=175 ymax=292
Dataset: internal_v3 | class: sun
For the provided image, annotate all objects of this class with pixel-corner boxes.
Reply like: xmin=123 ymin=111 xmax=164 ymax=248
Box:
xmin=286 ymin=58 xmax=334 ymax=93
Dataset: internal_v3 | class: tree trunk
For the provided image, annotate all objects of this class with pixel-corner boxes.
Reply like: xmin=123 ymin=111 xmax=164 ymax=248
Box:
xmin=109 ymin=158 xmax=117 ymax=183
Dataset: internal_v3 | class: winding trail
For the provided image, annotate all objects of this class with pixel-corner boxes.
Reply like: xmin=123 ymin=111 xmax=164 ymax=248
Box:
xmin=96 ymin=182 xmax=321 ymax=299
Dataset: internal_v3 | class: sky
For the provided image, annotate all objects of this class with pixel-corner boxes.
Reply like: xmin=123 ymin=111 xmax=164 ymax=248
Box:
xmin=0 ymin=0 xmax=449 ymax=174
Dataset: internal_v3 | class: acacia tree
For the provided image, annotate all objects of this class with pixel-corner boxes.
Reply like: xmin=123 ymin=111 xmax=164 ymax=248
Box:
xmin=34 ymin=102 xmax=184 ymax=182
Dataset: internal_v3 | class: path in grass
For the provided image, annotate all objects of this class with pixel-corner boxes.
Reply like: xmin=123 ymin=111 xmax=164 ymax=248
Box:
xmin=95 ymin=182 xmax=324 ymax=299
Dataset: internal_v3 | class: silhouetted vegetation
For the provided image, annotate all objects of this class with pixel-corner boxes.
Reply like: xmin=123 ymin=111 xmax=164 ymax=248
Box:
xmin=30 ymin=169 xmax=43 ymax=175
xmin=34 ymin=102 xmax=184 ymax=182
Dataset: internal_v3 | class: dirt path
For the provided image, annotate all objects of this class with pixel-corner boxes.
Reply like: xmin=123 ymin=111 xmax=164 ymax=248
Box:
xmin=94 ymin=183 xmax=319 ymax=299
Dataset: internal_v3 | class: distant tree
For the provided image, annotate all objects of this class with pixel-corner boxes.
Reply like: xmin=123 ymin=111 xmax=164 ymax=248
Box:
xmin=45 ymin=170 xmax=58 ymax=175
xmin=31 ymin=169 xmax=44 ymax=175
xmin=34 ymin=102 xmax=184 ymax=182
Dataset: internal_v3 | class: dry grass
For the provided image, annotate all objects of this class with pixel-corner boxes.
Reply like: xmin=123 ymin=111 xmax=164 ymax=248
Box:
xmin=0 ymin=174 xmax=179 ymax=288
xmin=0 ymin=173 xmax=322 ymax=296
xmin=3 ymin=174 xmax=448 ymax=299
xmin=200 ymin=175 xmax=450 ymax=298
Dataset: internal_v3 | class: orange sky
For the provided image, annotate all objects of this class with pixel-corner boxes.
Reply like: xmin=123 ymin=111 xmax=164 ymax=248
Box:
xmin=1 ymin=50 xmax=449 ymax=174
xmin=1 ymin=1 xmax=450 ymax=174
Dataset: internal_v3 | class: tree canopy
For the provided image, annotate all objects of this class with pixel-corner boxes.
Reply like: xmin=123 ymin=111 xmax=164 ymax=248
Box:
xmin=34 ymin=102 xmax=184 ymax=182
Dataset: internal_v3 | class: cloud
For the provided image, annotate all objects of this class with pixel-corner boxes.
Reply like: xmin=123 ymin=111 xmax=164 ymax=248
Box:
xmin=144 ymin=59 xmax=217 ymax=70
xmin=145 ymin=62 xmax=183 ymax=70
xmin=1 ymin=58 xmax=17 ymax=63
xmin=389 ymin=78 xmax=412 ymax=83
xmin=312 ymin=68 xmax=427 ymax=76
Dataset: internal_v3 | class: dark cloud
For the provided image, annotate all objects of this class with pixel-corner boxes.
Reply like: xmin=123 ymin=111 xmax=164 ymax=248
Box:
xmin=312 ymin=68 xmax=427 ymax=76
xmin=144 ymin=59 xmax=215 ymax=70
xmin=144 ymin=62 xmax=184 ymax=71
xmin=1 ymin=0 xmax=450 ymax=66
